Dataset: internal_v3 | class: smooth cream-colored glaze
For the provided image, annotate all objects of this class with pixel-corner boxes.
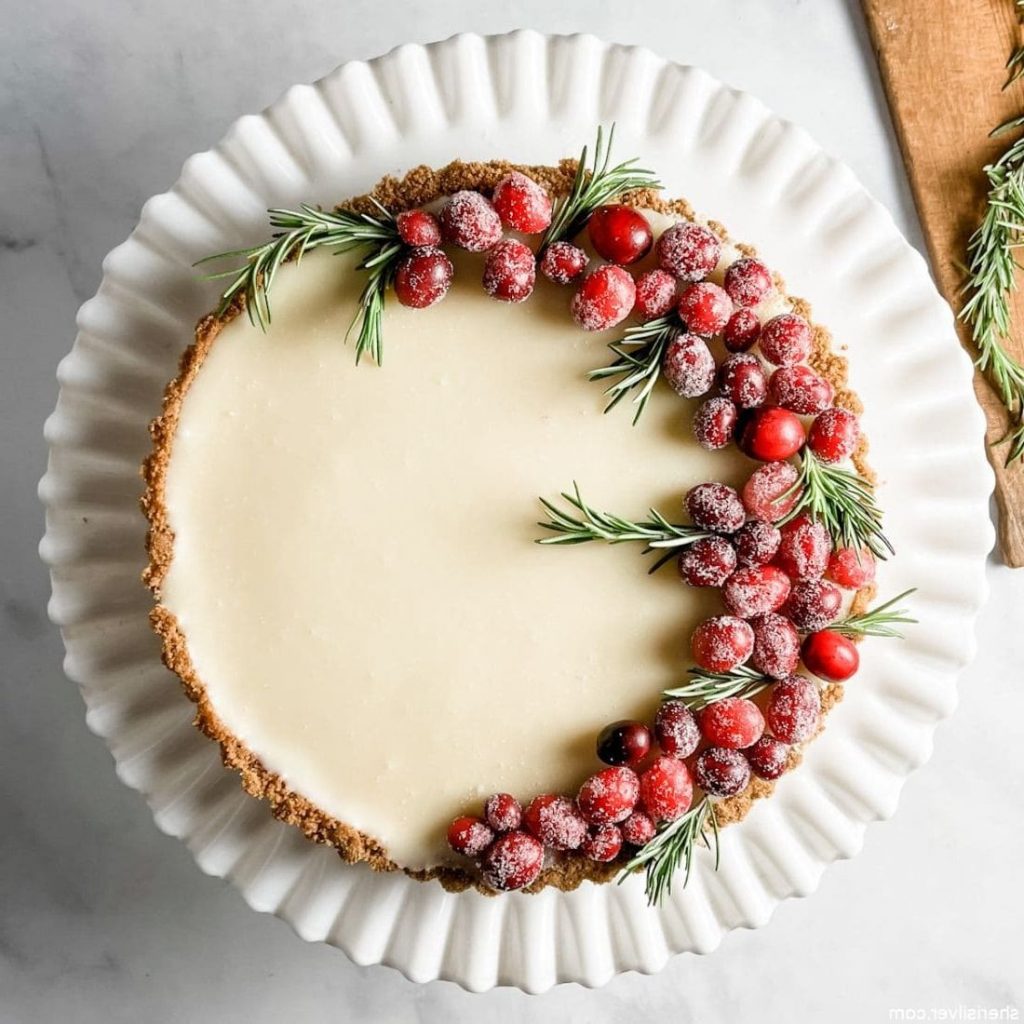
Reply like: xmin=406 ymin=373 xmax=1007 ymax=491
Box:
xmin=161 ymin=217 xmax=770 ymax=869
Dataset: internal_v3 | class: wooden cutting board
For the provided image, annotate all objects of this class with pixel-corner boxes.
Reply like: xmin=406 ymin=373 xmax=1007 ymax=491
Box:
xmin=862 ymin=0 xmax=1024 ymax=565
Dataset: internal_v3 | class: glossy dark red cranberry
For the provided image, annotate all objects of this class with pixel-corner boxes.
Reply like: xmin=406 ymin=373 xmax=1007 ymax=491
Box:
xmin=393 ymin=247 xmax=454 ymax=309
xmin=587 ymin=204 xmax=653 ymax=265
xmin=596 ymin=720 xmax=653 ymax=767
xmin=724 ymin=308 xmax=762 ymax=352
xmin=801 ymin=631 xmax=859 ymax=682
xmin=739 ymin=407 xmax=807 ymax=461
xmin=396 ymin=208 xmax=441 ymax=247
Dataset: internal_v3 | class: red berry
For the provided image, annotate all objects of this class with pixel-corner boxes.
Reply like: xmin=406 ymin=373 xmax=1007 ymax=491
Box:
xmin=393 ymin=247 xmax=454 ymax=309
xmin=657 ymin=222 xmax=721 ymax=281
xmin=759 ymin=313 xmax=812 ymax=366
xmin=768 ymin=365 xmax=834 ymax=415
xmin=654 ymin=701 xmax=700 ymax=759
xmin=396 ymin=208 xmax=441 ymax=247
xmin=742 ymin=461 xmax=801 ymax=522
xmin=491 ymin=171 xmax=552 ymax=233
xmin=740 ymin=407 xmax=807 ymax=461
xmin=750 ymin=612 xmax=801 ymax=678
xmin=826 ymin=546 xmax=876 ymax=589
xmin=695 ymin=747 xmax=751 ymax=797
xmin=808 ymin=408 xmax=860 ymax=464
xmin=523 ymin=794 xmax=587 ymax=850
xmin=588 ymin=204 xmax=653 ymax=265
xmin=633 ymin=268 xmax=677 ymax=322
xmin=484 ymin=793 xmax=522 ymax=833
xmin=719 ymin=353 xmax=768 ymax=409
xmin=577 ymin=766 xmax=640 ymax=825
xmin=698 ymin=697 xmax=765 ymax=749
xmin=693 ymin=396 xmax=739 ymax=450
xmin=801 ymin=631 xmax=859 ymax=682
xmin=539 ymin=241 xmax=588 ymax=284
xmin=482 ymin=238 xmax=536 ymax=303
xmin=447 ymin=815 xmax=494 ymax=857
xmin=724 ymin=309 xmax=762 ymax=352
xmin=691 ymin=616 xmax=755 ymax=672
xmin=734 ymin=520 xmax=781 ymax=567
xmin=746 ymin=735 xmax=791 ymax=780
xmin=784 ymin=578 xmax=843 ymax=631
xmin=596 ymin=720 xmax=653 ymax=767
xmin=724 ymin=258 xmax=773 ymax=308
xmin=686 ymin=481 xmax=745 ymax=533
xmin=581 ymin=824 xmax=624 ymax=862
xmin=662 ymin=332 xmax=716 ymax=398
xmin=678 ymin=281 xmax=733 ymax=336
xmin=571 ymin=265 xmax=636 ymax=331
xmin=480 ymin=831 xmax=544 ymax=891
xmin=639 ymin=756 xmax=693 ymax=822
xmin=678 ymin=536 xmax=737 ymax=587
xmin=439 ymin=190 xmax=502 ymax=251
xmin=775 ymin=514 xmax=832 ymax=581
xmin=765 ymin=676 xmax=822 ymax=741
xmin=723 ymin=564 xmax=791 ymax=618
xmin=620 ymin=811 xmax=656 ymax=846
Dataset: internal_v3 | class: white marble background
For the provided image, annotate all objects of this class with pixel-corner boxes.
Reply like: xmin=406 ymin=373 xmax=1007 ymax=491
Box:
xmin=1 ymin=0 xmax=1021 ymax=1020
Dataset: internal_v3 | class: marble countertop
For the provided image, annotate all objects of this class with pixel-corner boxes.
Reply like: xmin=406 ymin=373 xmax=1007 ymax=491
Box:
xmin=1 ymin=0 xmax=1020 ymax=1020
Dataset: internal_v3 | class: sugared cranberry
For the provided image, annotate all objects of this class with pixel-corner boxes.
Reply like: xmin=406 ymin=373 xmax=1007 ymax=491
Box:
xmin=480 ymin=831 xmax=544 ymax=891
xmin=695 ymin=747 xmax=751 ymax=797
xmin=678 ymin=536 xmax=737 ymax=587
xmin=539 ymin=241 xmax=588 ymax=284
xmin=759 ymin=313 xmax=812 ymax=366
xmin=826 ymin=546 xmax=876 ymax=589
xmin=686 ymin=482 xmax=745 ymax=533
xmin=724 ymin=257 xmax=772 ymax=307
xmin=691 ymin=616 xmax=755 ymax=672
xmin=439 ymin=190 xmax=502 ymax=251
xmin=447 ymin=815 xmax=494 ymax=857
xmin=396 ymin=208 xmax=441 ymax=247
xmin=740 ymin=407 xmax=807 ymax=461
xmin=633 ymin=268 xmax=677 ymax=322
xmin=654 ymin=701 xmax=700 ymax=759
xmin=577 ymin=766 xmax=640 ymax=825
xmin=719 ymin=353 xmax=768 ymax=409
xmin=723 ymin=564 xmax=791 ymax=618
xmin=808 ymin=408 xmax=860 ymax=464
xmin=484 ymin=793 xmax=522 ymax=833
xmin=663 ymin=333 xmax=716 ymax=397
xmin=596 ymin=720 xmax=653 ymax=767
xmin=393 ymin=247 xmax=454 ymax=309
xmin=657 ymin=222 xmax=721 ymax=281
xmin=678 ymin=281 xmax=732 ymax=336
xmin=698 ymin=697 xmax=765 ymax=750
xmin=734 ymin=520 xmax=781 ymax=567
xmin=571 ymin=265 xmax=636 ymax=331
xmin=801 ymin=631 xmax=859 ymax=682
xmin=523 ymin=794 xmax=587 ymax=850
xmin=746 ymin=735 xmax=791 ymax=780
xmin=482 ymin=238 xmax=536 ymax=303
xmin=764 ymin=675 xmax=821 ymax=742
xmin=750 ymin=612 xmax=800 ymax=678
xmin=581 ymin=824 xmax=624 ymax=862
xmin=588 ymin=204 xmax=653 ymax=265
xmin=724 ymin=309 xmax=762 ymax=352
xmin=768 ymin=365 xmax=834 ymax=415
xmin=491 ymin=171 xmax=552 ymax=233
xmin=742 ymin=461 xmax=801 ymax=522
xmin=621 ymin=810 xmax=656 ymax=846
xmin=693 ymin=396 xmax=739 ymax=450
xmin=639 ymin=756 xmax=693 ymax=822
xmin=785 ymin=579 xmax=843 ymax=632
xmin=775 ymin=514 xmax=832 ymax=581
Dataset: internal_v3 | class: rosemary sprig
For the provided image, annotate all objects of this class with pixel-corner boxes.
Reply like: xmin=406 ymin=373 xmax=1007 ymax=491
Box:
xmin=541 ymin=124 xmax=661 ymax=249
xmin=197 ymin=202 xmax=402 ymax=366
xmin=782 ymin=450 xmax=893 ymax=560
xmin=662 ymin=665 xmax=770 ymax=710
xmin=588 ymin=315 xmax=679 ymax=424
xmin=831 ymin=589 xmax=917 ymax=639
xmin=618 ymin=797 xmax=718 ymax=906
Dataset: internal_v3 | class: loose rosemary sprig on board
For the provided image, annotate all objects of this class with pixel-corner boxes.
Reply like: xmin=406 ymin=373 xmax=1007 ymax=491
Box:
xmin=618 ymin=797 xmax=719 ymax=906
xmin=196 ymin=203 xmax=402 ymax=366
xmin=662 ymin=665 xmax=771 ymax=710
xmin=831 ymin=589 xmax=917 ymax=639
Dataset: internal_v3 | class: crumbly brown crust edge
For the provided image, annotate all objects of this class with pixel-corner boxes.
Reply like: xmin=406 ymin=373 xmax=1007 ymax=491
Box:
xmin=140 ymin=157 xmax=874 ymax=895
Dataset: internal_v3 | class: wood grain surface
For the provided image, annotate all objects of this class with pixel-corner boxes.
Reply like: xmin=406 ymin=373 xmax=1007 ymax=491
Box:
xmin=862 ymin=0 xmax=1024 ymax=565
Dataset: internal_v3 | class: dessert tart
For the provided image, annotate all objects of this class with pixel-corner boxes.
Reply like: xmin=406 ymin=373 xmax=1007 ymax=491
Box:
xmin=142 ymin=129 xmax=913 ymax=903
